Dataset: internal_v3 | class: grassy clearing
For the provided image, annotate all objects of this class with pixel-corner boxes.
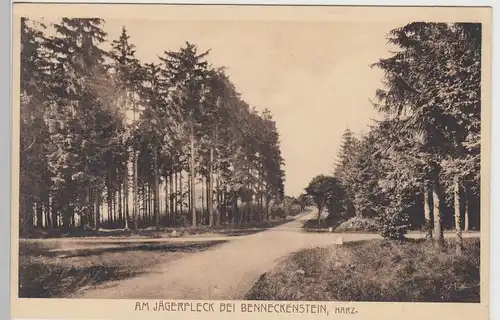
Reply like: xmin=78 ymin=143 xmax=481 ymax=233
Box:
xmin=18 ymin=240 xmax=225 ymax=298
xmin=22 ymin=218 xmax=289 ymax=240
xmin=245 ymin=238 xmax=480 ymax=302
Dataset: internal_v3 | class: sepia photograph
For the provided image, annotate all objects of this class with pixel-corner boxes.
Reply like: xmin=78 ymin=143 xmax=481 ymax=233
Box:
xmin=11 ymin=3 xmax=492 ymax=320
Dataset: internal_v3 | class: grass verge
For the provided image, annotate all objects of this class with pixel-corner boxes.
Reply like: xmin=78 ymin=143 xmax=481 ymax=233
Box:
xmin=245 ymin=238 xmax=480 ymax=302
xmin=19 ymin=240 xmax=225 ymax=298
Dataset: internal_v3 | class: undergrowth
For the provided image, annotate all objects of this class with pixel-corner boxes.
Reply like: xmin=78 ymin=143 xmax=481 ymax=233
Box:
xmin=246 ymin=238 xmax=480 ymax=302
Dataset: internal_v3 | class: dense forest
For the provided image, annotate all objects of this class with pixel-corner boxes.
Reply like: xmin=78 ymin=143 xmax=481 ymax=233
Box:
xmin=304 ymin=22 xmax=482 ymax=249
xmin=19 ymin=18 xmax=286 ymax=234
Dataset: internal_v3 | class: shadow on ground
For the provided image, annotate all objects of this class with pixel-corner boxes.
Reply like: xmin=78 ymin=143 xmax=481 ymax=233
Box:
xmin=61 ymin=241 xmax=226 ymax=258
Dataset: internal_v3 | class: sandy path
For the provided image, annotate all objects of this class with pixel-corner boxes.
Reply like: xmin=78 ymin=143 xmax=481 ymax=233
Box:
xmin=73 ymin=208 xmax=479 ymax=300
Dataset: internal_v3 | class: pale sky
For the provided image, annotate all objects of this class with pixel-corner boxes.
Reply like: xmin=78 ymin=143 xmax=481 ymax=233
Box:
xmin=34 ymin=15 xmax=402 ymax=197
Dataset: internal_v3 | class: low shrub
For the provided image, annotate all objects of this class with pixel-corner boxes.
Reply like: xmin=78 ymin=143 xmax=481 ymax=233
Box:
xmin=377 ymin=206 xmax=411 ymax=240
xmin=335 ymin=217 xmax=379 ymax=232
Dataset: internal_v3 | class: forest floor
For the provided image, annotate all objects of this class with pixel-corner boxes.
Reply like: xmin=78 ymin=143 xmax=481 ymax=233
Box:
xmin=18 ymin=207 xmax=480 ymax=299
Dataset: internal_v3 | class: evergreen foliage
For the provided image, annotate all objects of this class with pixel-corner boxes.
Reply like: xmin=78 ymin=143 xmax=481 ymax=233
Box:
xmin=19 ymin=19 xmax=286 ymax=233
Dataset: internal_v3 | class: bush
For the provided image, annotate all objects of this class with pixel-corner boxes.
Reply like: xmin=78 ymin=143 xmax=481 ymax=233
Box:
xmin=335 ymin=217 xmax=379 ymax=232
xmin=270 ymin=204 xmax=285 ymax=219
xmin=286 ymin=203 xmax=302 ymax=216
xmin=377 ymin=206 xmax=410 ymax=240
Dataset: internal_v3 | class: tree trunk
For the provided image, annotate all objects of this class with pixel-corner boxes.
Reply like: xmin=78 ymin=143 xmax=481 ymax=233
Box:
xmin=111 ymin=190 xmax=115 ymax=225
xmin=45 ymin=199 xmax=52 ymax=229
xmin=94 ymin=188 xmax=100 ymax=231
xmin=113 ymin=190 xmax=117 ymax=226
xmin=20 ymin=196 xmax=28 ymax=232
xmin=249 ymin=200 xmax=253 ymax=223
xmin=265 ymin=198 xmax=271 ymax=220
xmin=232 ymin=195 xmax=237 ymax=224
xmin=179 ymin=171 xmax=183 ymax=216
xmin=190 ymin=121 xmax=197 ymax=228
xmin=432 ymin=182 xmax=444 ymax=245
xmin=123 ymin=89 xmax=130 ymax=230
xmin=216 ymin=178 xmax=222 ymax=226
xmin=159 ymin=183 xmax=162 ymax=218
xmin=145 ymin=185 xmax=149 ymax=223
xmin=100 ymin=199 xmax=104 ymax=228
xmin=259 ymin=185 xmax=265 ymax=220
xmin=123 ymin=167 xmax=129 ymax=230
xmin=201 ymin=177 xmax=205 ymax=224
xmin=144 ymin=185 xmax=147 ymax=224
xmin=36 ymin=202 xmax=43 ymax=228
xmin=139 ymin=184 xmax=143 ymax=224
xmin=88 ymin=190 xmax=94 ymax=229
xmin=464 ymin=196 xmax=469 ymax=232
xmin=423 ymin=183 xmax=433 ymax=239
xmin=62 ymin=203 xmax=70 ymax=230
xmin=179 ymin=170 xmax=184 ymax=215
xmin=118 ymin=186 xmax=123 ymax=226
xmin=51 ymin=198 xmax=58 ymax=229
xmin=247 ymin=202 xmax=251 ymax=223
xmin=221 ymin=190 xmax=226 ymax=224
xmin=174 ymin=171 xmax=178 ymax=219
xmin=149 ymin=184 xmax=153 ymax=222
xmin=26 ymin=201 xmax=33 ymax=228
xmin=153 ymin=150 xmax=160 ymax=229
xmin=107 ymin=186 xmax=112 ymax=225
xmin=71 ymin=208 xmax=75 ymax=229
xmin=187 ymin=179 xmax=191 ymax=214
xmin=317 ymin=206 xmax=322 ymax=227
xmin=133 ymin=151 xmax=139 ymax=231
xmin=248 ymin=183 xmax=253 ymax=223
xmin=169 ymin=173 xmax=174 ymax=224
xmin=239 ymin=202 xmax=245 ymax=224
xmin=144 ymin=184 xmax=148 ymax=224
xmin=22 ymin=196 xmax=33 ymax=232
xmin=208 ymin=146 xmax=214 ymax=227
xmin=28 ymin=201 xmax=35 ymax=227
xmin=164 ymin=176 xmax=169 ymax=221
xmin=454 ymin=178 xmax=463 ymax=253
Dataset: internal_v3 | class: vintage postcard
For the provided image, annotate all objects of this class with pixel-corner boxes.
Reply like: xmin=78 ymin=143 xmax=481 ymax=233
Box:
xmin=11 ymin=3 xmax=492 ymax=320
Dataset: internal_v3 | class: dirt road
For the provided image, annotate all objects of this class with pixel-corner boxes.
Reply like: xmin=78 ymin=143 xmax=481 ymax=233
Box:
xmin=73 ymin=208 xmax=479 ymax=299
